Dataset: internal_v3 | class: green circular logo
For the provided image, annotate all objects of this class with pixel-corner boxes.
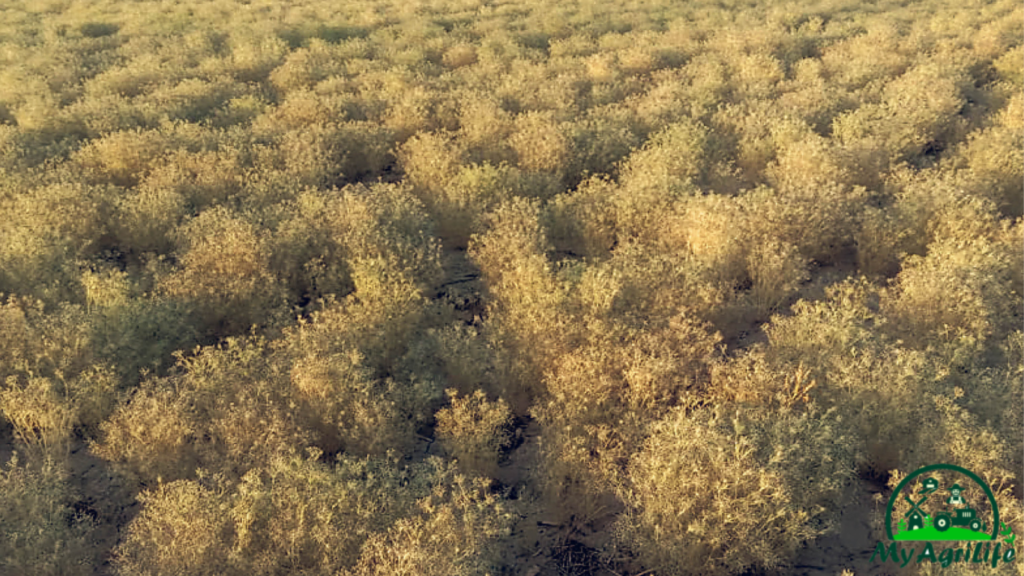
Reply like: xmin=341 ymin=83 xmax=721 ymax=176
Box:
xmin=885 ymin=464 xmax=999 ymax=542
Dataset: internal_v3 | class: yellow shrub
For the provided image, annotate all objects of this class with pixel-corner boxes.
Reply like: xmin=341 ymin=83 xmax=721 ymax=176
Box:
xmin=83 ymin=56 xmax=166 ymax=99
xmin=442 ymin=44 xmax=478 ymax=69
xmin=113 ymin=478 xmax=233 ymax=576
xmin=74 ymin=128 xmax=173 ymax=187
xmin=277 ymin=275 xmax=440 ymax=446
xmin=0 ymin=454 xmax=101 ymax=576
xmin=508 ymin=110 xmax=571 ymax=176
xmin=756 ymin=277 xmax=1015 ymax=475
xmin=0 ymin=2 xmax=1020 ymax=574
xmin=425 ymin=324 xmax=500 ymax=398
xmin=226 ymin=31 xmax=289 ymax=83
xmin=855 ymin=205 xmax=909 ymax=278
xmin=436 ymin=389 xmax=512 ymax=478
xmin=266 ymin=190 xmax=354 ymax=302
xmin=140 ymin=149 xmax=243 ymax=211
xmin=114 ymin=183 xmax=186 ymax=254
xmin=614 ymin=404 xmax=855 ymax=576
xmin=618 ymin=117 xmax=707 ymax=203
xmin=566 ymin=106 xmax=642 ymax=178
xmin=821 ymin=23 xmax=908 ymax=90
xmin=992 ymin=45 xmax=1024 ymax=86
xmin=323 ymin=182 xmax=443 ymax=292
xmin=0 ymin=296 xmax=122 ymax=446
xmin=143 ymin=77 xmax=247 ymax=123
xmin=457 ymin=95 xmax=514 ymax=165
xmin=1 ymin=376 xmax=76 ymax=454
xmin=289 ymin=350 xmax=413 ymax=456
xmin=854 ymin=167 xmax=962 ymax=275
xmin=618 ymin=46 xmax=657 ymax=76
xmin=424 ymin=161 xmax=517 ymax=247
xmin=92 ymin=384 xmax=197 ymax=485
xmin=546 ymin=175 xmax=618 ymax=258
xmin=953 ymin=123 xmax=1024 ymax=217
xmin=629 ymin=70 xmax=692 ymax=132
xmin=767 ymin=129 xmax=854 ymax=191
xmin=884 ymin=233 xmax=1018 ymax=347
xmin=348 ymin=467 xmax=514 ymax=576
xmin=833 ymin=61 xmax=967 ymax=162
xmin=160 ymin=207 xmax=285 ymax=336
xmin=746 ymin=239 xmax=808 ymax=316
xmin=740 ymin=183 xmax=867 ymax=264
xmin=115 ymin=455 xmax=511 ymax=576
xmin=276 ymin=120 xmax=394 ymax=186
xmin=731 ymin=52 xmax=784 ymax=99
xmin=470 ymin=197 xmax=553 ymax=291
xmin=0 ymin=182 xmax=108 ymax=302
xmin=399 ymin=130 xmax=467 ymax=199
xmin=670 ymin=193 xmax=750 ymax=284
xmin=268 ymin=39 xmax=346 ymax=94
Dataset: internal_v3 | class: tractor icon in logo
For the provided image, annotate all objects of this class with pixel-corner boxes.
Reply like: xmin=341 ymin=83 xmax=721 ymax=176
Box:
xmin=935 ymin=508 xmax=982 ymax=533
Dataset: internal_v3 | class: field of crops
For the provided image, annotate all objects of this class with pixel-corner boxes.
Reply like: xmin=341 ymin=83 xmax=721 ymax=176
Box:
xmin=0 ymin=0 xmax=1021 ymax=574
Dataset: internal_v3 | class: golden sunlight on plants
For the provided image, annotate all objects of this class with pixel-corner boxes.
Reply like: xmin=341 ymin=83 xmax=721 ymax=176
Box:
xmin=0 ymin=0 xmax=1020 ymax=573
